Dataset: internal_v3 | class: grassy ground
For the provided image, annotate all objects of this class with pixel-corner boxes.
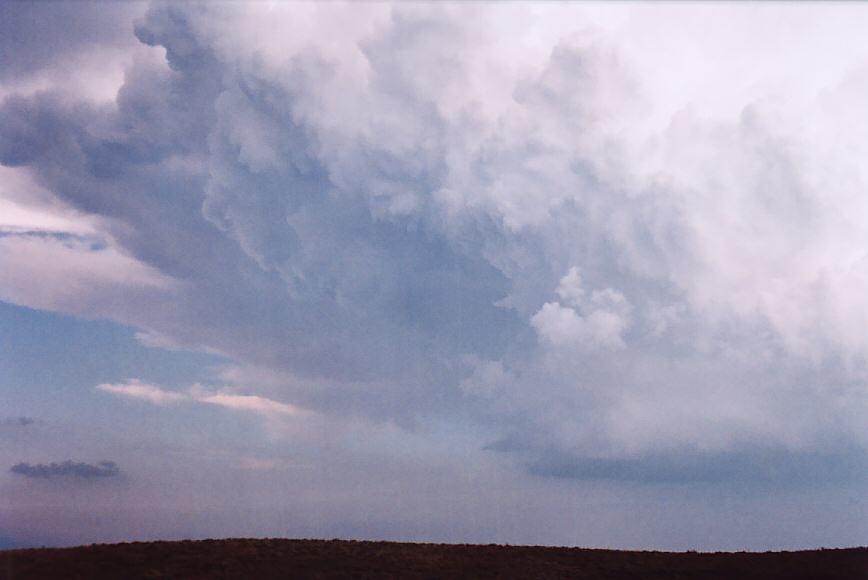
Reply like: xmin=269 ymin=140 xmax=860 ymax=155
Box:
xmin=2 ymin=538 xmax=866 ymax=579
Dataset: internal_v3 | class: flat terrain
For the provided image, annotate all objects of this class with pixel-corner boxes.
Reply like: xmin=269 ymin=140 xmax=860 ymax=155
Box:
xmin=1 ymin=539 xmax=866 ymax=579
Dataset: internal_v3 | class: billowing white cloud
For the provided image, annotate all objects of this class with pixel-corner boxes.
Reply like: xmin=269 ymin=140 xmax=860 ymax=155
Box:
xmin=532 ymin=267 xmax=632 ymax=350
xmin=3 ymin=1 xmax=868 ymax=488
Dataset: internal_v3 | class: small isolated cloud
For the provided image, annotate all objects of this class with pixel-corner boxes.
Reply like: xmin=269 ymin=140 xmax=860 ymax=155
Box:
xmin=10 ymin=460 xmax=120 ymax=480
xmin=95 ymin=379 xmax=308 ymax=418
xmin=1 ymin=416 xmax=34 ymax=427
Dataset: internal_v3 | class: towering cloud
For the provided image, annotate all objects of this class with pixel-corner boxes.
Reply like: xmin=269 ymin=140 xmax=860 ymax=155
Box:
xmin=2 ymin=2 xmax=868 ymax=490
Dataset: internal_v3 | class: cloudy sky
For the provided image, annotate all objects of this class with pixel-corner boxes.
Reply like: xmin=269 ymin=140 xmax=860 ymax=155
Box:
xmin=1 ymin=1 xmax=867 ymax=551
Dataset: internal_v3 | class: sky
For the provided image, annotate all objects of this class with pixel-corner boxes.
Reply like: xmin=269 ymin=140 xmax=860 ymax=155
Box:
xmin=1 ymin=1 xmax=867 ymax=551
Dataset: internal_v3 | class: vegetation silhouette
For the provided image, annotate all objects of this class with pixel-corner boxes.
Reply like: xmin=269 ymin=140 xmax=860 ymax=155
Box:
xmin=2 ymin=538 xmax=866 ymax=579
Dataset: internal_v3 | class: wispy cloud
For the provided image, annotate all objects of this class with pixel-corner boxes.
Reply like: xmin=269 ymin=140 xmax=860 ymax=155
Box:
xmin=95 ymin=379 xmax=308 ymax=418
xmin=196 ymin=393 xmax=304 ymax=417
xmin=96 ymin=379 xmax=187 ymax=406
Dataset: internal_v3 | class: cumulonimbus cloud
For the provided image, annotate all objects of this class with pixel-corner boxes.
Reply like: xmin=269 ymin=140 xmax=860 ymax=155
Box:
xmin=2 ymin=2 xmax=868 ymax=484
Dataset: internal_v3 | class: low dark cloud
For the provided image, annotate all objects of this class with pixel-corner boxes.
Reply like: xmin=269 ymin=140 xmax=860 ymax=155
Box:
xmin=10 ymin=460 xmax=120 ymax=480
xmin=527 ymin=448 xmax=868 ymax=487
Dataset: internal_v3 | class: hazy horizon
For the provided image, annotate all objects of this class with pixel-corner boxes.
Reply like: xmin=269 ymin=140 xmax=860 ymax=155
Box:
xmin=1 ymin=1 xmax=867 ymax=551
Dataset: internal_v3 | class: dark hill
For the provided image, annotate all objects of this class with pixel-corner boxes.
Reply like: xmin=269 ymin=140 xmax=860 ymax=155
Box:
xmin=2 ymin=538 xmax=866 ymax=579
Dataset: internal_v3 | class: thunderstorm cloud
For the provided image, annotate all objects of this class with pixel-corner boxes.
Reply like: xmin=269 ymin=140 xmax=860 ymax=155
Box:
xmin=1 ymin=1 xmax=868 ymax=550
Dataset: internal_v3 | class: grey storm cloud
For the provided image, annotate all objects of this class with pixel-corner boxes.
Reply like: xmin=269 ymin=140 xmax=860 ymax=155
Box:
xmin=1 ymin=1 xmax=868 ymax=488
xmin=10 ymin=460 xmax=120 ymax=480
xmin=0 ymin=1 xmax=143 ymax=81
